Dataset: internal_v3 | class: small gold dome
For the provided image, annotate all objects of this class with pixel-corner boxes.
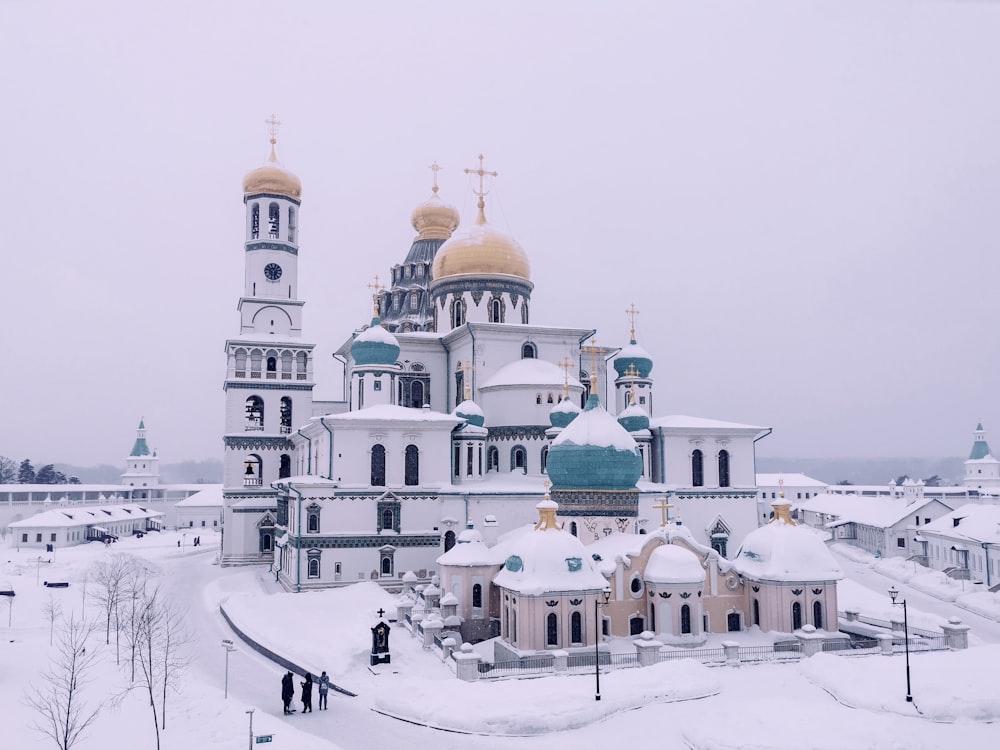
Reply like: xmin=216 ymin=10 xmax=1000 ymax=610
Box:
xmin=411 ymin=193 xmax=459 ymax=241
xmin=243 ymin=139 xmax=302 ymax=200
xmin=432 ymin=203 xmax=530 ymax=281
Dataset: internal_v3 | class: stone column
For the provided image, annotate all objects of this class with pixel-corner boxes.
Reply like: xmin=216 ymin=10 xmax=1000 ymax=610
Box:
xmin=877 ymin=633 xmax=894 ymax=655
xmin=441 ymin=637 xmax=457 ymax=661
xmin=551 ymin=649 xmax=568 ymax=673
xmin=795 ymin=624 xmax=823 ymax=657
xmin=440 ymin=592 xmax=459 ymax=620
xmin=396 ymin=598 xmax=414 ymax=627
xmin=721 ymin=640 xmax=740 ymax=666
xmin=422 ymin=615 xmax=443 ymax=649
xmin=454 ymin=643 xmax=482 ymax=682
xmin=843 ymin=608 xmax=860 ymax=622
xmin=634 ymin=633 xmax=664 ymax=667
xmin=941 ymin=618 xmax=970 ymax=650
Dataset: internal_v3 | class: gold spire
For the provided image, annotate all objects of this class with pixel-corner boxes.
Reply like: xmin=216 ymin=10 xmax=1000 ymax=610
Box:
xmin=464 ymin=154 xmax=498 ymax=225
xmin=581 ymin=337 xmax=601 ymax=391
xmin=771 ymin=478 xmax=796 ymax=525
xmin=367 ymin=275 xmax=385 ymax=318
xmin=265 ymin=113 xmax=282 ymax=162
xmin=652 ymin=497 xmax=674 ymax=527
xmin=461 ymin=361 xmax=475 ymax=401
xmin=558 ymin=356 xmax=574 ymax=399
xmin=243 ymin=114 xmax=301 ymax=199
xmin=626 ymin=302 xmax=640 ymax=342
xmin=534 ymin=482 xmax=560 ymax=531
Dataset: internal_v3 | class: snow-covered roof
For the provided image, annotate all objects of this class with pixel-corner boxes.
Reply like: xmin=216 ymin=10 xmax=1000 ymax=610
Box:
xmin=734 ymin=519 xmax=843 ymax=582
xmin=8 ymin=504 xmax=164 ymax=529
xmin=651 ymin=414 xmax=766 ymax=432
xmin=756 ymin=473 xmax=828 ymax=488
xmin=644 ymin=544 xmax=705 ymax=584
xmin=551 ymin=397 xmax=639 ymax=452
xmin=795 ymin=493 xmax=951 ymax=528
xmin=315 ymin=404 xmax=462 ymax=425
xmin=491 ymin=526 xmax=607 ymax=595
xmin=173 ymin=487 xmax=224 ymax=507
xmin=355 ymin=321 xmax=398 ymax=345
xmin=921 ymin=504 xmax=1000 ymax=544
xmin=480 ymin=359 xmax=583 ymax=390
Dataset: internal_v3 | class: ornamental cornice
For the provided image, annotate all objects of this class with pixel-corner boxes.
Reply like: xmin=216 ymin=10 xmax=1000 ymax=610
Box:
xmin=244 ymin=240 xmax=299 ymax=256
xmin=487 ymin=425 xmax=550 ymax=441
xmin=224 ymin=382 xmax=315 ymax=391
xmin=224 ymin=436 xmax=294 ymax=451
xmin=430 ymin=277 xmax=533 ymax=299
xmin=286 ymin=534 xmax=440 ymax=549
xmin=243 ymin=193 xmax=302 ymax=206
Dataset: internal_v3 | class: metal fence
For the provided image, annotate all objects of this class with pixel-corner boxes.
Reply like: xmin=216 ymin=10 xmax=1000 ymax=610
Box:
xmin=657 ymin=648 xmax=726 ymax=664
xmin=738 ymin=643 xmax=803 ymax=662
xmin=822 ymin=638 xmax=879 ymax=655
xmin=478 ymin=657 xmax=552 ymax=678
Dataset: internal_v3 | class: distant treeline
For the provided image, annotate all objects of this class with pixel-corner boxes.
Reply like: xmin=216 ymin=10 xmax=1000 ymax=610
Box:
xmin=0 ymin=457 xmax=223 ymax=485
xmin=756 ymin=456 xmax=966 ymax=487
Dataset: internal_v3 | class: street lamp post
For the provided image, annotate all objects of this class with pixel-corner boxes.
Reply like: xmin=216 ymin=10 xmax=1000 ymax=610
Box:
xmin=887 ymin=586 xmax=913 ymax=703
xmin=594 ymin=588 xmax=611 ymax=701
xmin=246 ymin=708 xmax=254 ymax=750
xmin=222 ymin=639 xmax=236 ymax=699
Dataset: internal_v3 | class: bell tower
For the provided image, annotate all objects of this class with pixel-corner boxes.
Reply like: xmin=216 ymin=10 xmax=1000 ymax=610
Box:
xmin=221 ymin=117 xmax=316 ymax=566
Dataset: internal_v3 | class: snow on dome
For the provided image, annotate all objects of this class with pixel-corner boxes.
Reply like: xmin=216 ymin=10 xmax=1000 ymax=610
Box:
xmin=547 ymin=394 xmax=642 ymax=491
xmin=480 ymin=358 xmax=583 ymax=390
xmin=492 ymin=526 xmax=607 ymax=596
xmin=644 ymin=544 xmax=705 ymax=585
xmin=436 ymin=532 xmax=505 ymax=567
xmin=613 ymin=340 xmax=654 ymax=379
xmin=618 ymin=402 xmax=650 ymax=432
xmin=734 ymin=520 xmax=843 ymax=583
xmin=453 ymin=398 xmax=485 ymax=427
xmin=351 ymin=318 xmax=400 ymax=367
xmin=457 ymin=526 xmax=484 ymax=544
xmin=549 ymin=396 xmax=580 ymax=428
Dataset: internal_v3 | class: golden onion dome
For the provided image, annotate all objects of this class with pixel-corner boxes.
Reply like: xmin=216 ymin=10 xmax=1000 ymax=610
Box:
xmin=243 ymin=138 xmax=302 ymax=200
xmin=431 ymin=201 xmax=531 ymax=281
xmin=410 ymin=191 xmax=459 ymax=241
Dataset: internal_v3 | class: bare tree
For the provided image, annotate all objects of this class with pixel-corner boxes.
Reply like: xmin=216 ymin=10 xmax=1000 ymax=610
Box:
xmin=43 ymin=594 xmax=63 ymax=646
xmin=24 ymin=613 xmax=102 ymax=750
xmin=157 ymin=597 xmax=191 ymax=730
xmin=90 ymin=556 xmax=131 ymax=645
xmin=133 ymin=587 xmax=164 ymax=750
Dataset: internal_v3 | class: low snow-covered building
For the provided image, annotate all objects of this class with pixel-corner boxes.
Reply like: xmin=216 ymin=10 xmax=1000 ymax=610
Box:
xmin=7 ymin=504 xmax=164 ymax=549
xmin=917 ymin=504 xmax=1000 ymax=586
xmin=174 ymin=487 xmax=224 ymax=530
xmin=756 ymin=473 xmax=828 ymax=525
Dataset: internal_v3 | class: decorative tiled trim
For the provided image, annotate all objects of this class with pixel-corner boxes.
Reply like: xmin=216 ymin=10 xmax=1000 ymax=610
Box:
xmin=244 ymin=193 xmax=302 ymax=206
xmin=224 ymin=382 xmax=314 ymax=391
xmin=224 ymin=436 xmax=294 ymax=450
xmin=245 ymin=241 xmax=299 ymax=256
xmin=430 ymin=277 xmax=533 ymax=299
xmin=488 ymin=426 xmax=549 ymax=441
xmin=286 ymin=534 xmax=439 ymax=549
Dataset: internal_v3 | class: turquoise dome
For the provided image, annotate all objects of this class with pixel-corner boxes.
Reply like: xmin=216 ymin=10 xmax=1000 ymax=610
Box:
xmin=351 ymin=318 xmax=400 ymax=366
xmin=613 ymin=338 xmax=653 ymax=379
xmin=546 ymin=394 xmax=642 ymax=491
xmin=549 ymin=397 xmax=580 ymax=429
xmin=454 ymin=399 xmax=485 ymax=427
xmin=617 ymin=403 xmax=649 ymax=432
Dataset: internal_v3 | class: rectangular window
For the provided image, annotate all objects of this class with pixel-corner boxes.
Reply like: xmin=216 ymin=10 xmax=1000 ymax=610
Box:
xmin=897 ymin=537 xmax=905 ymax=548
xmin=925 ymin=518 xmax=931 ymax=525
xmin=374 ymin=381 xmax=382 ymax=391
xmin=36 ymin=533 xmax=42 ymax=543
xmin=21 ymin=533 xmax=27 ymax=543
xmin=50 ymin=533 xmax=56 ymax=542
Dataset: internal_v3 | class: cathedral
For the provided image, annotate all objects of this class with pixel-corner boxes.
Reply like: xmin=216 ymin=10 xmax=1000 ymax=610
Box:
xmin=219 ymin=125 xmax=773 ymax=602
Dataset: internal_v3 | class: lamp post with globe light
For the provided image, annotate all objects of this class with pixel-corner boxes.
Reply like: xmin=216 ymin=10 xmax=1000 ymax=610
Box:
xmin=594 ymin=588 xmax=611 ymax=701
xmin=222 ymin=639 xmax=236 ymax=699
xmin=887 ymin=586 xmax=912 ymax=703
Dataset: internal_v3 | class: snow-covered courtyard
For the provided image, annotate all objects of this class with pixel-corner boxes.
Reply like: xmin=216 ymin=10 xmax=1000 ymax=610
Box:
xmin=3 ymin=530 xmax=999 ymax=749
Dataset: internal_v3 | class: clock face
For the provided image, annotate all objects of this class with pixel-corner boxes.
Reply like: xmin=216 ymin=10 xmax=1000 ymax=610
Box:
xmin=264 ymin=263 xmax=283 ymax=282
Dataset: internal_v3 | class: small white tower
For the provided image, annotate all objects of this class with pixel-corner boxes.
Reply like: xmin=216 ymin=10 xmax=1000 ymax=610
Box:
xmin=964 ymin=421 xmax=1000 ymax=491
xmin=613 ymin=304 xmax=654 ymax=416
xmin=122 ymin=418 xmax=160 ymax=497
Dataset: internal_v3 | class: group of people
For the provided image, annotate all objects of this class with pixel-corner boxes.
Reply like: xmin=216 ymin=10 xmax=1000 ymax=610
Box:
xmin=281 ymin=670 xmax=330 ymax=714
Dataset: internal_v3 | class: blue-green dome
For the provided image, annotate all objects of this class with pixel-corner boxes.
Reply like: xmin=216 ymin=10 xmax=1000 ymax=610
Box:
xmin=617 ymin=403 xmax=649 ymax=432
xmin=546 ymin=394 xmax=642 ymax=491
xmin=351 ymin=318 xmax=400 ymax=366
xmin=549 ymin=397 xmax=580 ymax=429
xmin=613 ymin=339 xmax=653 ymax=379
xmin=454 ymin=399 xmax=485 ymax=427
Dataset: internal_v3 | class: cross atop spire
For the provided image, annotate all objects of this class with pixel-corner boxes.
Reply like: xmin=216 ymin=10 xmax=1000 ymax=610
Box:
xmin=264 ymin=114 xmax=282 ymax=162
xmin=581 ymin=337 xmax=601 ymax=390
xmin=461 ymin=361 xmax=475 ymax=400
xmin=367 ymin=275 xmax=385 ymax=317
xmin=429 ymin=161 xmax=442 ymax=195
xmin=626 ymin=303 xmax=640 ymax=342
xmin=465 ymin=154 xmax=498 ymax=221
xmin=558 ymin=356 xmax=574 ymax=398
xmin=652 ymin=497 xmax=674 ymax=527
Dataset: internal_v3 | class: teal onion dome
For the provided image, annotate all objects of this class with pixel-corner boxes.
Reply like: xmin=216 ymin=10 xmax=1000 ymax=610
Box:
xmin=351 ymin=318 xmax=400 ymax=366
xmin=545 ymin=393 xmax=642 ymax=491
xmin=549 ymin=396 xmax=581 ymax=429
xmin=617 ymin=402 xmax=649 ymax=432
xmin=614 ymin=339 xmax=653 ymax=379
xmin=454 ymin=399 xmax=485 ymax=427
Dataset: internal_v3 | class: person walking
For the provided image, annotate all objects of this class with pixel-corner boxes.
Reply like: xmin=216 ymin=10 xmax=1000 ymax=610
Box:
xmin=318 ymin=671 xmax=330 ymax=710
xmin=281 ymin=671 xmax=294 ymax=715
xmin=300 ymin=672 xmax=313 ymax=713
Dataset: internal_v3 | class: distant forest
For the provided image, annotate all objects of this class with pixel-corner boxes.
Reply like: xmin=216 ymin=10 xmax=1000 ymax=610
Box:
xmin=0 ymin=457 xmax=223 ymax=485
xmin=756 ymin=456 xmax=966 ymax=487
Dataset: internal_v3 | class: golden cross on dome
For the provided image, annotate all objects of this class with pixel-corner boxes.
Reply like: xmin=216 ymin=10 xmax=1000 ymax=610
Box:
xmin=626 ymin=303 xmax=640 ymax=340
xmin=580 ymin=337 xmax=601 ymax=389
xmin=366 ymin=275 xmax=385 ymax=316
xmin=624 ymin=363 xmax=640 ymax=379
xmin=265 ymin=114 xmax=282 ymax=142
xmin=429 ymin=161 xmax=442 ymax=195
xmin=557 ymin=356 xmax=574 ymax=398
xmin=652 ymin=497 xmax=674 ymax=527
xmin=461 ymin=361 xmax=475 ymax=400
xmin=542 ymin=478 xmax=552 ymax=498
xmin=465 ymin=154 xmax=498 ymax=219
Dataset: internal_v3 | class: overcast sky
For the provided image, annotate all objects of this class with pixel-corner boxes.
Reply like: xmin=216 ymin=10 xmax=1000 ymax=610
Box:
xmin=2 ymin=0 xmax=999 ymax=467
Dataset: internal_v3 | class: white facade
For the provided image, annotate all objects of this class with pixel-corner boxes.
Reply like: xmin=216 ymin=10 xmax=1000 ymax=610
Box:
xmin=8 ymin=504 xmax=164 ymax=549
xmin=918 ymin=504 xmax=1000 ymax=586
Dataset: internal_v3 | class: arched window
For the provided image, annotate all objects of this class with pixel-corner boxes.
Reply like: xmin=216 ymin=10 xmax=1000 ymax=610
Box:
xmin=536 ymin=393 xmax=542 ymax=405
xmin=245 ymin=396 xmax=264 ymax=431
xmin=280 ymin=351 xmax=292 ymax=379
xmin=511 ymin=446 xmax=526 ymax=473
xmin=451 ymin=298 xmax=465 ymax=328
xmin=235 ymin=348 xmax=247 ymax=376
xmin=571 ymin=611 xmax=582 ymax=644
xmin=489 ymin=297 xmax=502 ymax=323
xmin=381 ymin=556 xmax=393 ymax=576
xmin=546 ymin=613 xmax=558 ymax=646
xmin=521 ymin=301 xmax=529 ymax=324
xmin=547 ymin=393 xmax=554 ymax=404
xmin=409 ymin=292 xmax=419 ymax=311
xmin=443 ymin=530 xmax=456 ymax=552
xmin=280 ymin=397 xmax=292 ymax=434
xmin=288 ymin=206 xmax=297 ymax=243
xmin=261 ymin=533 xmax=273 ymax=553
xmin=718 ymin=450 xmax=731 ymax=488
xmin=813 ymin=601 xmax=823 ymax=630
xmin=266 ymin=356 xmax=277 ymax=376
xmin=279 ymin=454 xmax=291 ymax=479
xmin=411 ymin=380 xmax=424 ymax=407
xmin=792 ymin=602 xmax=803 ymax=630
xmin=521 ymin=342 xmax=536 ymax=359
xmin=472 ymin=583 xmax=482 ymax=609
xmin=487 ymin=446 xmax=499 ymax=472
xmin=296 ymin=352 xmax=308 ymax=379
xmin=512 ymin=610 xmax=517 ymax=644
xmin=753 ymin=599 xmax=760 ymax=626
xmin=382 ymin=508 xmax=393 ymax=530
xmin=570 ymin=521 xmax=578 ymax=537
xmin=541 ymin=446 xmax=549 ymax=474
xmin=692 ymin=449 xmax=704 ymax=487
xmin=404 ymin=444 xmax=419 ymax=486
xmin=371 ymin=444 xmax=386 ymax=486
xmin=681 ymin=604 xmax=692 ymax=634
xmin=250 ymin=203 xmax=260 ymax=239
xmin=308 ymin=558 xmax=320 ymax=578
xmin=243 ymin=455 xmax=262 ymax=486
xmin=268 ymin=202 xmax=280 ymax=238
xmin=308 ymin=512 xmax=319 ymax=532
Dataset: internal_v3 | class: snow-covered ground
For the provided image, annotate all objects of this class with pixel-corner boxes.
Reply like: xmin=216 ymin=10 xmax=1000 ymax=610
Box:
xmin=5 ymin=531 xmax=1000 ymax=749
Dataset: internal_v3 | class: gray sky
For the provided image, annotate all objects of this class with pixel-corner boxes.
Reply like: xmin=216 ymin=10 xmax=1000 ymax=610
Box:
xmin=2 ymin=0 xmax=999 ymax=467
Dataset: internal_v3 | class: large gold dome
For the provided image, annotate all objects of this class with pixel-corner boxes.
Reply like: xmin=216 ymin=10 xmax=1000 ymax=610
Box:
xmin=411 ymin=193 xmax=459 ymax=241
xmin=431 ymin=203 xmax=530 ymax=281
xmin=243 ymin=139 xmax=302 ymax=200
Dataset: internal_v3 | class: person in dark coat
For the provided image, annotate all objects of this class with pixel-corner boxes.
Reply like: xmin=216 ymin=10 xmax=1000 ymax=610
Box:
xmin=281 ymin=671 xmax=294 ymax=714
xmin=318 ymin=671 xmax=330 ymax=710
xmin=300 ymin=672 xmax=313 ymax=713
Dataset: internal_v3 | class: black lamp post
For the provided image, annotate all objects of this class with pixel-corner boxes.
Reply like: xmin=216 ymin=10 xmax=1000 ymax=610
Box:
xmin=594 ymin=588 xmax=611 ymax=701
xmin=887 ymin=586 xmax=913 ymax=703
